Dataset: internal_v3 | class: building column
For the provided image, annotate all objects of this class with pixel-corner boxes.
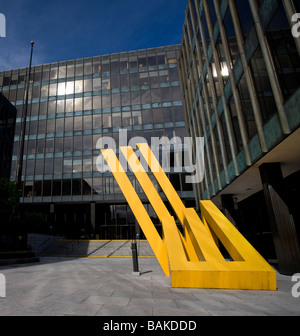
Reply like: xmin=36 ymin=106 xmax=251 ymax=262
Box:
xmin=249 ymin=0 xmax=290 ymax=135
xmin=259 ymin=163 xmax=300 ymax=274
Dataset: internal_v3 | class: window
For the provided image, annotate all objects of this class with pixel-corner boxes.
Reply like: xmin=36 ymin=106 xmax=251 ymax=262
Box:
xmin=103 ymin=114 xmax=112 ymax=128
xmin=35 ymin=159 xmax=44 ymax=175
xmin=50 ymin=67 xmax=58 ymax=80
xmin=84 ymin=115 xmax=92 ymax=130
xmin=47 ymin=119 xmax=55 ymax=133
xmin=58 ymin=66 xmax=66 ymax=79
xmin=111 ymin=93 xmax=121 ymax=107
xmin=151 ymin=88 xmax=161 ymax=103
xmin=74 ymin=97 xmax=83 ymax=111
xmin=138 ymin=57 xmax=147 ymax=68
xmin=66 ymin=82 xmax=74 ymax=95
xmin=93 ymin=78 xmax=101 ymax=90
xmin=29 ymin=120 xmax=38 ymax=135
xmin=102 ymin=95 xmax=111 ymax=108
xmin=57 ymin=82 xmax=65 ymax=96
xmin=83 ymin=135 xmax=92 ymax=151
xmin=25 ymin=160 xmax=34 ymax=175
xmin=250 ymin=46 xmax=277 ymax=124
xmin=55 ymin=138 xmax=63 ymax=152
xmin=142 ymin=110 xmax=152 ymax=124
xmin=161 ymin=87 xmax=171 ymax=101
xmin=54 ymin=158 xmax=62 ymax=175
xmin=42 ymin=69 xmax=49 ymax=81
xmin=32 ymin=86 xmax=40 ymax=99
xmin=83 ymin=97 xmax=92 ymax=110
xmin=44 ymin=159 xmax=53 ymax=175
xmin=56 ymin=100 xmax=64 ymax=114
xmin=84 ymin=79 xmax=92 ymax=92
xmin=111 ymin=75 xmax=119 ymax=89
xmin=66 ymin=99 xmax=73 ymax=112
xmin=237 ymin=74 xmax=258 ymax=139
xmin=64 ymin=118 xmax=73 ymax=132
xmin=267 ymin=29 xmax=300 ymax=100
xmin=67 ymin=65 xmax=75 ymax=77
xmin=122 ymin=112 xmax=131 ymax=126
xmin=112 ymin=113 xmax=122 ymax=128
xmin=132 ymin=111 xmax=142 ymax=125
xmin=93 ymin=96 xmax=101 ymax=109
xmin=75 ymin=80 xmax=83 ymax=93
xmin=84 ymin=62 xmax=93 ymax=75
xmin=163 ymin=107 xmax=173 ymax=123
xmin=64 ymin=137 xmax=73 ymax=152
xmin=93 ymin=61 xmax=101 ymax=74
xmin=74 ymin=136 xmax=82 ymax=151
xmin=75 ymin=63 xmax=83 ymax=76
xmin=153 ymin=108 xmax=164 ymax=124
xmin=49 ymin=83 xmax=57 ymax=96
xmin=55 ymin=118 xmax=64 ymax=133
xmin=141 ymin=89 xmax=150 ymax=104
xmin=121 ymin=92 xmax=130 ymax=106
xmin=74 ymin=116 xmax=82 ymax=131
xmin=38 ymin=119 xmax=46 ymax=134
xmin=110 ymin=61 xmax=119 ymax=74
xmin=121 ymin=74 xmax=129 ymax=87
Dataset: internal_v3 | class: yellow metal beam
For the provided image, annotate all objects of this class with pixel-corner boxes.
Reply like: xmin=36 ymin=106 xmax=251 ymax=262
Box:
xmin=100 ymin=148 xmax=169 ymax=276
xmin=120 ymin=146 xmax=199 ymax=262
xmin=100 ymin=145 xmax=277 ymax=290
xmin=137 ymin=143 xmax=187 ymax=225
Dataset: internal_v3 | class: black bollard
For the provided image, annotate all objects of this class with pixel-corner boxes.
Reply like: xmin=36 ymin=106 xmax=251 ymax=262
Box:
xmin=131 ymin=242 xmax=140 ymax=275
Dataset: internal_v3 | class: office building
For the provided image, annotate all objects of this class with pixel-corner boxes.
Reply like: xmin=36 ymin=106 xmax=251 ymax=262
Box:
xmin=179 ymin=0 xmax=300 ymax=274
xmin=1 ymin=0 xmax=300 ymax=275
xmin=0 ymin=45 xmax=194 ymax=239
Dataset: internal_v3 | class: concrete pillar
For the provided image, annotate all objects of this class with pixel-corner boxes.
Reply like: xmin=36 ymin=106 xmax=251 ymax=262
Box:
xmin=259 ymin=163 xmax=300 ymax=274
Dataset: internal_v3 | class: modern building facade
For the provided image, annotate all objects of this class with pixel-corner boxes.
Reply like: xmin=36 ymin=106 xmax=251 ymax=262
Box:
xmin=0 ymin=45 xmax=195 ymax=239
xmin=1 ymin=0 xmax=300 ymax=275
xmin=0 ymin=92 xmax=16 ymax=178
xmin=179 ymin=0 xmax=300 ymax=274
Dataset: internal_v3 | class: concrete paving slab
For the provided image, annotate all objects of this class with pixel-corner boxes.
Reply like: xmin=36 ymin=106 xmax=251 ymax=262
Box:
xmin=0 ymin=256 xmax=299 ymax=316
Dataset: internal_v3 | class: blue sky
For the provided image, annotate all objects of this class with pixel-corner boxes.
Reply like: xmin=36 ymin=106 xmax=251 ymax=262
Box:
xmin=0 ymin=0 xmax=187 ymax=71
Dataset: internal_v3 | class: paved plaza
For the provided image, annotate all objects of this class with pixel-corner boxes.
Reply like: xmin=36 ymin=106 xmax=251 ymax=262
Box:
xmin=0 ymin=256 xmax=299 ymax=316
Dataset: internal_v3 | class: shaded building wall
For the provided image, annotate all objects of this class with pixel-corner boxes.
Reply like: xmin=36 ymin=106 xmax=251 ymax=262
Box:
xmin=179 ymin=0 xmax=300 ymax=274
xmin=0 ymin=93 xmax=16 ymax=178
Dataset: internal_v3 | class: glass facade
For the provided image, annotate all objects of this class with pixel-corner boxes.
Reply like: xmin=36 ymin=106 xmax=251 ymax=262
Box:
xmin=180 ymin=0 xmax=300 ymax=203
xmin=0 ymin=45 xmax=195 ymax=239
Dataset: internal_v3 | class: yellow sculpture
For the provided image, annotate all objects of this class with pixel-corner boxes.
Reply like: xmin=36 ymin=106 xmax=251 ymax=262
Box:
xmin=101 ymin=143 xmax=277 ymax=290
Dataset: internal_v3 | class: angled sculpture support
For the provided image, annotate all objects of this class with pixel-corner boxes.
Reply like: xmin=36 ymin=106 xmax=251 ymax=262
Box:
xmin=101 ymin=144 xmax=277 ymax=290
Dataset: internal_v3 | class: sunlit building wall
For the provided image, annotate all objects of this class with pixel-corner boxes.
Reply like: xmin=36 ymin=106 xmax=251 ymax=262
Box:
xmin=0 ymin=45 xmax=194 ymax=239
